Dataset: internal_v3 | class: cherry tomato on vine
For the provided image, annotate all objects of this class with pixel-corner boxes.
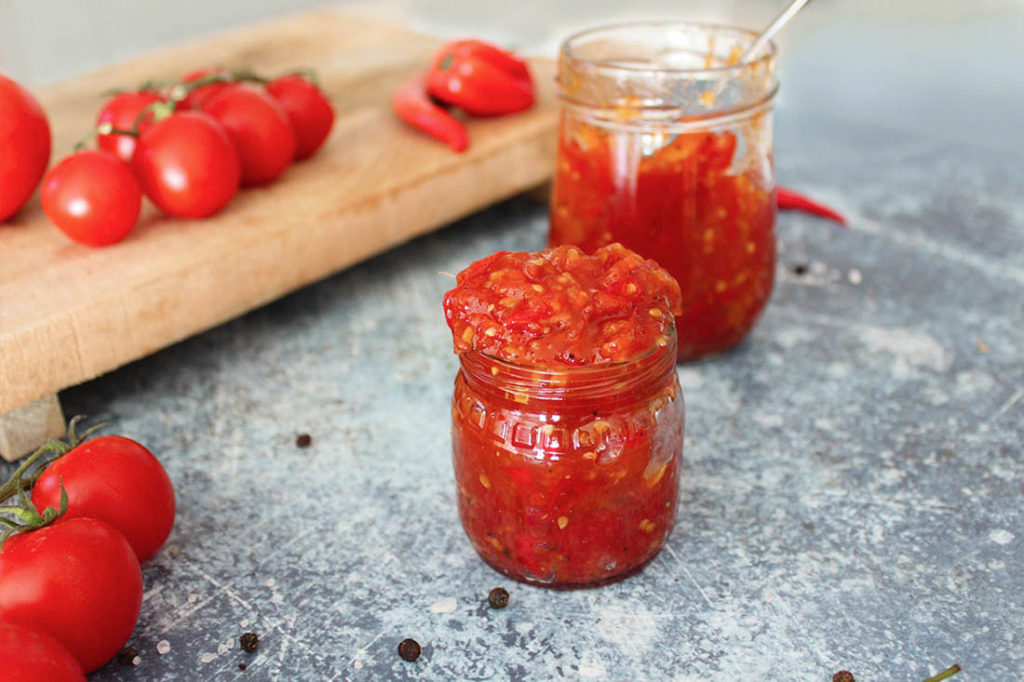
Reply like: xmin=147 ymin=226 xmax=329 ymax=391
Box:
xmin=32 ymin=435 xmax=175 ymax=561
xmin=0 ymin=518 xmax=142 ymax=674
xmin=202 ymin=83 xmax=295 ymax=186
xmin=177 ymin=67 xmax=232 ymax=110
xmin=131 ymin=110 xmax=240 ymax=217
xmin=40 ymin=151 xmax=142 ymax=246
xmin=0 ymin=622 xmax=85 ymax=682
xmin=95 ymin=90 xmax=164 ymax=162
xmin=265 ymin=74 xmax=334 ymax=160
xmin=0 ymin=74 xmax=51 ymax=222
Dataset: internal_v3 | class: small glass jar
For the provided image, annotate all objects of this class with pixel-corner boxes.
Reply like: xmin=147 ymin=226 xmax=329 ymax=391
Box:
xmin=549 ymin=22 xmax=779 ymax=361
xmin=451 ymin=337 xmax=684 ymax=587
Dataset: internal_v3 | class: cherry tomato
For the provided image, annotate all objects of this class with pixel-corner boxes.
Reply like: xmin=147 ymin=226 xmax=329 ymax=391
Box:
xmin=131 ymin=111 xmax=240 ymax=217
xmin=265 ymin=75 xmax=334 ymax=160
xmin=0 ymin=518 xmax=142 ymax=673
xmin=32 ymin=435 xmax=175 ymax=561
xmin=202 ymin=83 xmax=295 ymax=186
xmin=177 ymin=67 xmax=232 ymax=110
xmin=40 ymin=151 xmax=142 ymax=247
xmin=0 ymin=74 xmax=51 ymax=222
xmin=0 ymin=622 xmax=85 ymax=682
xmin=95 ymin=91 xmax=164 ymax=162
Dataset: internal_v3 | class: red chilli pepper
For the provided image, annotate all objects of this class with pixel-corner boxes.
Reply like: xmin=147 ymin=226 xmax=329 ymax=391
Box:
xmin=391 ymin=73 xmax=469 ymax=152
xmin=777 ymin=187 xmax=847 ymax=226
xmin=427 ymin=39 xmax=535 ymax=117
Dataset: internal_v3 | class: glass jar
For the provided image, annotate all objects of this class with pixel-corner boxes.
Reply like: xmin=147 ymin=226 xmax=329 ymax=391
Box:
xmin=451 ymin=337 xmax=684 ymax=587
xmin=549 ymin=22 xmax=779 ymax=362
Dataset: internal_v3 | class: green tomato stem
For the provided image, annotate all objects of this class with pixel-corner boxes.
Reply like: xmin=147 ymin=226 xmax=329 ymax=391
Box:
xmin=0 ymin=414 xmax=106 ymax=507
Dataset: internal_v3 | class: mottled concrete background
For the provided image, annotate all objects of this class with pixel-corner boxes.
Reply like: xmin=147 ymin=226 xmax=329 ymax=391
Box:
xmin=1 ymin=112 xmax=1019 ymax=680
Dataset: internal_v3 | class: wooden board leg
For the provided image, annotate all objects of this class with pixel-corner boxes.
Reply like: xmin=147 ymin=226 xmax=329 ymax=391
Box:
xmin=0 ymin=394 xmax=66 ymax=462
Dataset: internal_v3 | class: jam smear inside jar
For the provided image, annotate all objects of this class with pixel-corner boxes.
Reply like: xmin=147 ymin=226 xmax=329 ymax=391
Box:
xmin=548 ymin=22 xmax=779 ymax=361
xmin=443 ymin=244 xmax=685 ymax=587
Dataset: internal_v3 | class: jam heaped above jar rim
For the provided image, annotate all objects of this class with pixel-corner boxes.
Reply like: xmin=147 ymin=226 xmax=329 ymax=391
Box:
xmin=442 ymin=243 xmax=682 ymax=368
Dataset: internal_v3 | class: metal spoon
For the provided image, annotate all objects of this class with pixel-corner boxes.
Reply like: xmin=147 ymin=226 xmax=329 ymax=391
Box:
xmin=742 ymin=0 xmax=813 ymax=62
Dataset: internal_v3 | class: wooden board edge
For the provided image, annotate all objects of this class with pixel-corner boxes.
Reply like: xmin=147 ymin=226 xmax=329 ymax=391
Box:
xmin=0 ymin=126 xmax=558 ymax=414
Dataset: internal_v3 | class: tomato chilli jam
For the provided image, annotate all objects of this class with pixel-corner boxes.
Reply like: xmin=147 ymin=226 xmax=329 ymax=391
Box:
xmin=549 ymin=23 xmax=779 ymax=361
xmin=443 ymin=244 xmax=685 ymax=586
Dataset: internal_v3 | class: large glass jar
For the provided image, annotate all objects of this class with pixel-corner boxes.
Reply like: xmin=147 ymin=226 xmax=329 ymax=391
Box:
xmin=549 ymin=22 xmax=779 ymax=361
xmin=451 ymin=338 xmax=684 ymax=587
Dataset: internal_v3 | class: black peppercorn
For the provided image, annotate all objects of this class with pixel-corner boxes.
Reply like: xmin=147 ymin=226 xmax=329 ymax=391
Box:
xmin=488 ymin=587 xmax=510 ymax=609
xmin=296 ymin=433 xmax=312 ymax=448
xmin=398 ymin=638 xmax=421 ymax=662
xmin=833 ymin=671 xmax=855 ymax=682
xmin=240 ymin=632 xmax=260 ymax=653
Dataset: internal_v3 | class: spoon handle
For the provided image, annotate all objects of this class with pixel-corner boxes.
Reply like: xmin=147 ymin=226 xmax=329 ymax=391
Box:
xmin=742 ymin=0 xmax=813 ymax=62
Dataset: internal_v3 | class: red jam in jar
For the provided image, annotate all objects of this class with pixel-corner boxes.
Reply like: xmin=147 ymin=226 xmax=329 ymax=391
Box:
xmin=443 ymin=244 xmax=685 ymax=586
xmin=548 ymin=22 xmax=779 ymax=361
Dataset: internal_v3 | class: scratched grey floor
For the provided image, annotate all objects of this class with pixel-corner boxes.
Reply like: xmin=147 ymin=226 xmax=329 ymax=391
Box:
xmin=6 ymin=113 xmax=1021 ymax=681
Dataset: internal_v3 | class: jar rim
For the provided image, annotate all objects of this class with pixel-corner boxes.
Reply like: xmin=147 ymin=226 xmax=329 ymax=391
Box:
xmin=560 ymin=20 xmax=776 ymax=78
xmin=458 ymin=330 xmax=677 ymax=385
xmin=458 ymin=335 xmax=678 ymax=406
xmin=475 ymin=330 xmax=673 ymax=372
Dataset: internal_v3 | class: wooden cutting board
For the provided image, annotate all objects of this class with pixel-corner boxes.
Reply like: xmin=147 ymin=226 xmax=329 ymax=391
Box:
xmin=0 ymin=10 xmax=558 ymax=421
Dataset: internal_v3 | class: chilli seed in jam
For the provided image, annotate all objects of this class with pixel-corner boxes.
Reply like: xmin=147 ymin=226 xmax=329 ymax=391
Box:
xmin=444 ymin=243 xmax=685 ymax=586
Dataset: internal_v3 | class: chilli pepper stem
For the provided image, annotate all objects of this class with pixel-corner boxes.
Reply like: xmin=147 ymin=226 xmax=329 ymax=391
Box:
xmin=922 ymin=665 xmax=962 ymax=682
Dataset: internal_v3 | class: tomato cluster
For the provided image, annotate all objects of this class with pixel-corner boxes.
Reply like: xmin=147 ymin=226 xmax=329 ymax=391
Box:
xmin=0 ymin=67 xmax=334 ymax=246
xmin=0 ymin=426 xmax=175 ymax=675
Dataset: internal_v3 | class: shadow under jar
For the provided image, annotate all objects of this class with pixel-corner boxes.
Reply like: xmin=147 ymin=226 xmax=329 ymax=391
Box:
xmin=549 ymin=22 xmax=779 ymax=361
xmin=452 ymin=338 xmax=684 ymax=587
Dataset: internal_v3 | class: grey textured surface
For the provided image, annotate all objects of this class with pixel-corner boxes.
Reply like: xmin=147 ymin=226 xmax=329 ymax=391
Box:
xmin=5 ymin=112 xmax=1022 ymax=681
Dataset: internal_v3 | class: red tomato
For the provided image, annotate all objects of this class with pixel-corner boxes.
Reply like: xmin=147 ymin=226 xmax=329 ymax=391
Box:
xmin=0 ymin=518 xmax=142 ymax=673
xmin=40 ymin=151 xmax=142 ymax=247
xmin=0 ymin=74 xmax=51 ymax=222
xmin=178 ymin=67 xmax=232 ymax=110
xmin=0 ymin=622 xmax=85 ymax=682
xmin=32 ymin=435 xmax=175 ymax=561
xmin=95 ymin=91 xmax=164 ymax=162
xmin=202 ymin=84 xmax=295 ymax=186
xmin=131 ymin=111 xmax=240 ymax=217
xmin=265 ymin=75 xmax=335 ymax=160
